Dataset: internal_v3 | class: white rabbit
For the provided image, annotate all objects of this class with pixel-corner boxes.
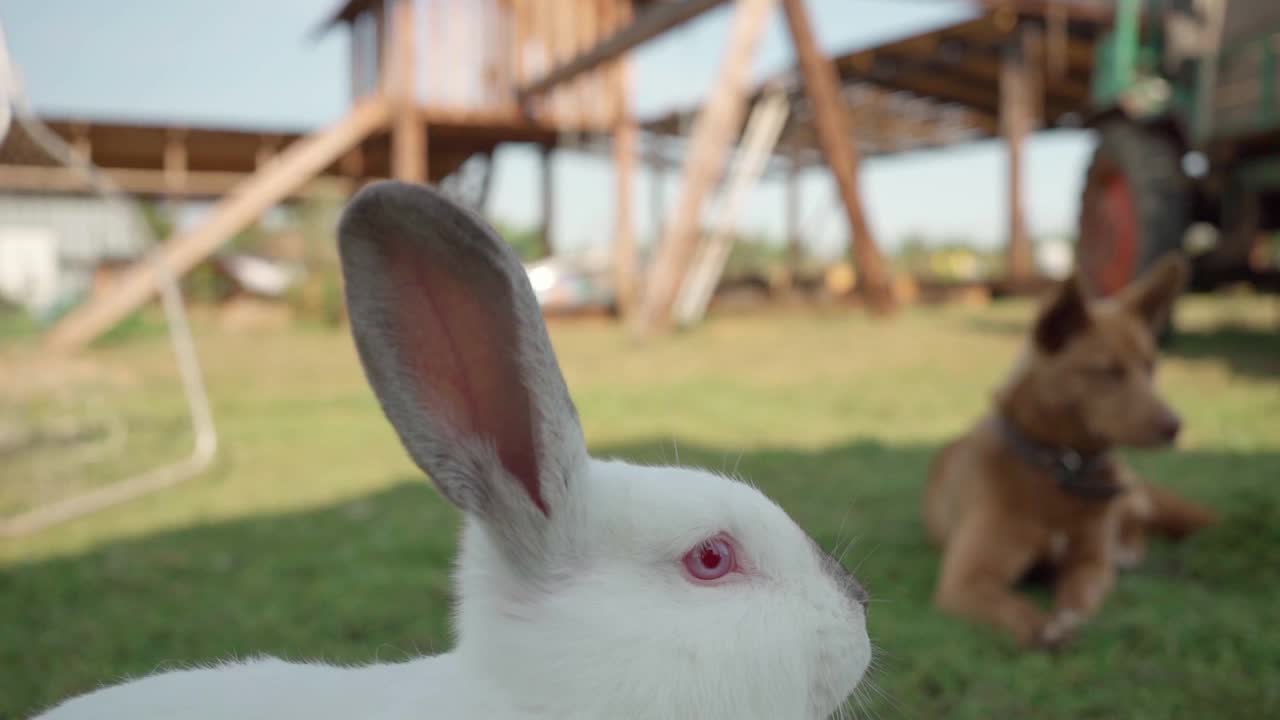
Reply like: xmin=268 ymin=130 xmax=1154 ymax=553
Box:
xmin=33 ymin=181 xmax=873 ymax=720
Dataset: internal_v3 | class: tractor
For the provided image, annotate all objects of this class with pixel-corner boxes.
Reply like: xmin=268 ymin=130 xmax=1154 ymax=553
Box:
xmin=1076 ymin=0 xmax=1280 ymax=314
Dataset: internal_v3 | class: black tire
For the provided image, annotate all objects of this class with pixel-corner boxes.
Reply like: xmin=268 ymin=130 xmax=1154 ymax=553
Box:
xmin=1077 ymin=119 xmax=1192 ymax=341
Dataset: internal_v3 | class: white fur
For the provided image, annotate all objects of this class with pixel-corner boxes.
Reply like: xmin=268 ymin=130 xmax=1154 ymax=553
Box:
xmin=34 ymin=460 xmax=871 ymax=720
xmin=33 ymin=182 xmax=872 ymax=720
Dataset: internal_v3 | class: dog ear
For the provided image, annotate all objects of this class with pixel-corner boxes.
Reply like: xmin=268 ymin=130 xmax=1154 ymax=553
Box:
xmin=1118 ymin=252 xmax=1189 ymax=332
xmin=1034 ymin=275 xmax=1091 ymax=353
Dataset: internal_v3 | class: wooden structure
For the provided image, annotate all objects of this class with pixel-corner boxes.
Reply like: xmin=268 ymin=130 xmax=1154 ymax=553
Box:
xmin=0 ymin=117 xmax=349 ymax=199
xmin=628 ymin=0 xmax=778 ymax=337
xmin=781 ymin=0 xmax=893 ymax=311
xmin=18 ymin=0 xmax=1131 ymax=349
xmin=37 ymin=0 xmax=696 ymax=351
xmin=641 ymin=1 xmax=1116 ymax=295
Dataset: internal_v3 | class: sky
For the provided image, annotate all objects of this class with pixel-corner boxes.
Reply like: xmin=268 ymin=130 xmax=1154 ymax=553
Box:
xmin=0 ymin=0 xmax=1097 ymax=260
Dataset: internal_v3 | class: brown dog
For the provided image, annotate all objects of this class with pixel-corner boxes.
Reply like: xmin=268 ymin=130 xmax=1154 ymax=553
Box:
xmin=924 ymin=253 xmax=1216 ymax=649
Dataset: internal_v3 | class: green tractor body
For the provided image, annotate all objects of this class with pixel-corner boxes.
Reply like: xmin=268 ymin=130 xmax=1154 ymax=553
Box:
xmin=1076 ymin=0 xmax=1280 ymax=302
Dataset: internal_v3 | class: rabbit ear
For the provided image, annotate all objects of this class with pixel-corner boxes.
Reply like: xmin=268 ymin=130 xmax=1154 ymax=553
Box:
xmin=338 ymin=181 xmax=586 ymax=558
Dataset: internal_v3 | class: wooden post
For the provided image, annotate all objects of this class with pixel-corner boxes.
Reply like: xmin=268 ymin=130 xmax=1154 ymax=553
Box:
xmin=351 ymin=12 xmax=368 ymax=103
xmin=1024 ymin=24 xmax=1046 ymax=136
xmin=374 ymin=1 xmax=389 ymax=94
xmin=476 ymin=150 xmax=495 ymax=215
xmin=426 ymin=0 xmax=442 ymax=107
xmin=781 ymin=0 xmax=894 ymax=311
xmin=784 ymin=147 xmax=802 ymax=286
xmin=163 ymin=131 xmax=189 ymax=243
xmin=576 ymin=0 xmax=597 ymax=127
xmin=1001 ymin=25 xmax=1038 ymax=286
xmin=162 ymin=132 xmax=188 ymax=199
xmin=254 ymin=136 xmax=279 ymax=171
xmin=538 ymin=144 xmax=556 ymax=258
xmin=549 ymin=1 xmax=567 ymax=118
xmin=512 ymin=0 xmax=527 ymax=93
xmin=631 ymin=0 xmax=777 ymax=337
xmin=71 ymin=124 xmax=92 ymax=165
xmin=611 ymin=0 xmax=638 ymax=317
xmin=340 ymin=146 xmax=366 ymax=181
xmin=1046 ymin=0 xmax=1068 ymax=81
xmin=390 ymin=0 xmax=426 ymax=183
xmin=650 ymin=157 xmax=667 ymax=245
xmin=518 ymin=0 xmax=730 ymax=98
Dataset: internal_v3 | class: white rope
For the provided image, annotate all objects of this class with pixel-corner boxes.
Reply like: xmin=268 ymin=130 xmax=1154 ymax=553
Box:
xmin=0 ymin=18 xmax=218 ymax=537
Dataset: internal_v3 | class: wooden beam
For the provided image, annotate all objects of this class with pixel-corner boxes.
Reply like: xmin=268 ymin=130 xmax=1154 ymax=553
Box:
xmin=391 ymin=111 xmax=426 ymax=181
xmin=1046 ymin=0 xmax=1070 ymax=80
xmin=785 ymin=148 xmax=802 ymax=284
xmin=610 ymin=0 xmax=638 ymax=317
xmin=781 ymin=0 xmax=894 ymax=311
xmin=390 ymin=0 xmax=425 ymax=183
xmin=512 ymin=0 xmax=527 ymax=90
xmin=975 ymin=0 xmax=1115 ymax=25
xmin=574 ymin=0 xmax=595 ymax=126
xmin=374 ymin=0 xmax=389 ymax=94
xmin=613 ymin=138 xmax=640 ymax=316
xmin=650 ymin=155 xmax=666 ymax=246
xmin=312 ymin=0 xmax=381 ymax=35
xmin=162 ymin=132 xmax=188 ymax=198
xmin=162 ymin=132 xmax=190 ymax=250
xmin=552 ymin=0 xmax=573 ymax=118
xmin=480 ymin=0 xmax=498 ymax=106
xmin=538 ymin=144 xmax=555 ymax=258
xmin=630 ymin=0 xmax=776 ymax=337
xmin=339 ymin=145 xmax=365 ymax=179
xmin=476 ymin=150 xmax=495 ymax=213
xmin=843 ymin=13 xmax=1094 ymax=76
xmin=865 ymin=47 xmax=1091 ymax=103
xmin=71 ymin=123 xmax=92 ymax=164
xmin=254 ymin=134 xmax=285 ymax=170
xmin=1023 ymin=22 xmax=1046 ymax=130
xmin=841 ymin=64 xmax=1002 ymax=117
xmin=350 ymin=9 xmax=369 ymax=102
xmin=646 ymin=81 xmax=1000 ymax=159
xmin=1001 ymin=26 xmax=1038 ymax=285
xmin=0 ymin=164 xmax=352 ymax=198
xmin=604 ymin=0 xmax=634 ymax=316
xmin=790 ymin=96 xmax=998 ymax=149
xmin=44 ymin=97 xmax=392 ymax=352
xmin=519 ymin=0 xmax=729 ymax=99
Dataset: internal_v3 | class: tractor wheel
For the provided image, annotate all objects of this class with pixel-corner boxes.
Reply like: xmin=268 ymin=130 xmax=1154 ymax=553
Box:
xmin=1077 ymin=120 xmax=1192 ymax=313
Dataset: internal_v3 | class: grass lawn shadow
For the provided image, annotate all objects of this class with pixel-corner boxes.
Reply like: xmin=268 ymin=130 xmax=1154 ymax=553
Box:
xmin=4 ymin=438 xmax=1277 ymax=720
xmin=1163 ymin=324 xmax=1280 ymax=380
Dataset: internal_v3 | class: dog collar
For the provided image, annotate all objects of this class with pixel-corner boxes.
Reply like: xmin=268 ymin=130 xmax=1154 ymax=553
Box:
xmin=993 ymin=415 xmax=1124 ymax=500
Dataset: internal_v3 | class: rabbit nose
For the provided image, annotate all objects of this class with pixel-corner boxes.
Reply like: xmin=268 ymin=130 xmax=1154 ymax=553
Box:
xmin=814 ymin=540 xmax=869 ymax=610
xmin=850 ymin=578 xmax=870 ymax=611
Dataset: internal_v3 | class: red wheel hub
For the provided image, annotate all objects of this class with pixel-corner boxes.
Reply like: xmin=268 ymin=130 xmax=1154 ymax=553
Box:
xmin=1080 ymin=169 xmax=1140 ymax=297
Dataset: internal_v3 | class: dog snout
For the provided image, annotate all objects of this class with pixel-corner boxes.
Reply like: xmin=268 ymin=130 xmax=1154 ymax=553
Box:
xmin=1156 ymin=411 xmax=1182 ymax=443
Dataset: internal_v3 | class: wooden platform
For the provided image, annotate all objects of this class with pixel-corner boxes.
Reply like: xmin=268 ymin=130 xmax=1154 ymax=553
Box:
xmin=0 ymin=108 xmax=592 ymax=199
xmin=641 ymin=1 xmax=1112 ymax=170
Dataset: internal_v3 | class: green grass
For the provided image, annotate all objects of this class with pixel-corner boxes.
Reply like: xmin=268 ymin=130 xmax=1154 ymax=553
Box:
xmin=2 ymin=296 xmax=1278 ymax=719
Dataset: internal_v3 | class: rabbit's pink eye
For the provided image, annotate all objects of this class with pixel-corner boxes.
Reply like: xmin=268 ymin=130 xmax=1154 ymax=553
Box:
xmin=683 ymin=536 xmax=735 ymax=582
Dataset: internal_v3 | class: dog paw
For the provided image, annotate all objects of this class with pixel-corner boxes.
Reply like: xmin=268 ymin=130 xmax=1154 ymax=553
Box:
xmin=1035 ymin=610 xmax=1083 ymax=651
xmin=1114 ymin=543 xmax=1145 ymax=571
